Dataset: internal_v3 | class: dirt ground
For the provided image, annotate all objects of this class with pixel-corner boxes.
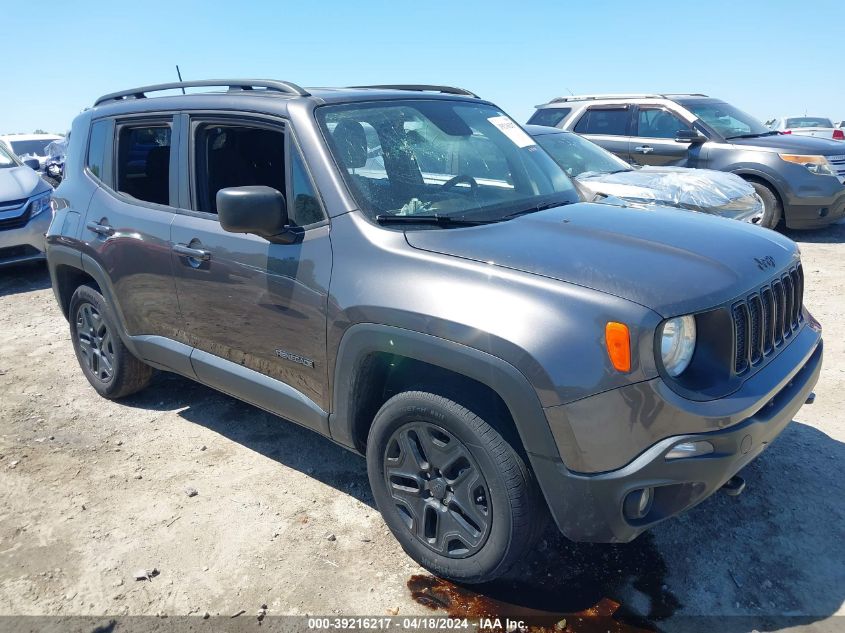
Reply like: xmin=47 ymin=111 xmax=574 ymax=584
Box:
xmin=1 ymin=222 xmax=843 ymax=632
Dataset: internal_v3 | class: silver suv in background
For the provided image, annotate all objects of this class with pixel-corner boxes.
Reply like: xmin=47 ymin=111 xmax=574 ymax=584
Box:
xmin=0 ymin=142 xmax=53 ymax=266
xmin=528 ymin=94 xmax=845 ymax=229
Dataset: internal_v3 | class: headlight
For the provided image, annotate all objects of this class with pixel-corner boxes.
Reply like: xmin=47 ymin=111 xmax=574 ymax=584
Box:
xmin=660 ymin=315 xmax=696 ymax=377
xmin=779 ymin=154 xmax=837 ymax=177
xmin=28 ymin=192 xmax=52 ymax=218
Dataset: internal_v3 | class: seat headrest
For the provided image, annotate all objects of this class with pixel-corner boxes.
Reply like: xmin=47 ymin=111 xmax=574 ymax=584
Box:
xmin=332 ymin=120 xmax=368 ymax=169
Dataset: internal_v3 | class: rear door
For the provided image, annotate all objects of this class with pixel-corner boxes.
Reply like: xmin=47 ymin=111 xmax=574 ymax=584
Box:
xmin=80 ymin=115 xmax=184 ymax=346
xmin=572 ymin=105 xmax=633 ymax=161
xmin=169 ymin=114 xmax=333 ymax=421
xmin=629 ymin=106 xmax=695 ymax=166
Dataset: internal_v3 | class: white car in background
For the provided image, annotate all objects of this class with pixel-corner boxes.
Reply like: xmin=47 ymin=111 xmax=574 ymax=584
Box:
xmin=768 ymin=116 xmax=844 ymax=141
xmin=0 ymin=133 xmax=64 ymax=169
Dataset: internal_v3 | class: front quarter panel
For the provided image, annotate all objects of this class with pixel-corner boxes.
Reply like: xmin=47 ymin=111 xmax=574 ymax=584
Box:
xmin=326 ymin=212 xmax=662 ymax=411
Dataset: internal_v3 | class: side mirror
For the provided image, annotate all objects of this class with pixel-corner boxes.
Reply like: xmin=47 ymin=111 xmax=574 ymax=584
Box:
xmin=675 ymin=129 xmax=708 ymax=144
xmin=217 ymin=186 xmax=302 ymax=244
xmin=23 ymin=158 xmax=41 ymax=171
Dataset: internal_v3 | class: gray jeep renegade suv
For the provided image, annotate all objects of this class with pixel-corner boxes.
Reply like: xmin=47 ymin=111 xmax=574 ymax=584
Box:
xmin=46 ymin=80 xmax=822 ymax=583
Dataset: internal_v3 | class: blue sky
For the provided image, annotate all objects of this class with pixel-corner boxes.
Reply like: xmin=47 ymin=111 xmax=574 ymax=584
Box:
xmin=2 ymin=0 xmax=843 ymax=134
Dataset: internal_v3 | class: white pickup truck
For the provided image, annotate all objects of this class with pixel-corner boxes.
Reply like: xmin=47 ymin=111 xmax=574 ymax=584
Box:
xmin=768 ymin=116 xmax=844 ymax=140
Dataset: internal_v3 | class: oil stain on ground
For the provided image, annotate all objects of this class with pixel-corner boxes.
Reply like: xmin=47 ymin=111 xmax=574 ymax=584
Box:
xmin=407 ymin=531 xmax=680 ymax=632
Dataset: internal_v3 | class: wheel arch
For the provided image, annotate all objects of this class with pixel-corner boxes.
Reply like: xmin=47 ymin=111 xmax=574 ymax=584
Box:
xmin=328 ymin=324 xmax=562 ymax=464
xmin=730 ymin=167 xmax=788 ymax=209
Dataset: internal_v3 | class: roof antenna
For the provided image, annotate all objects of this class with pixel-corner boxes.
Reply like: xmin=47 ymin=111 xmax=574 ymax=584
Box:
xmin=566 ymin=87 xmax=574 ymax=96
xmin=176 ymin=65 xmax=186 ymax=94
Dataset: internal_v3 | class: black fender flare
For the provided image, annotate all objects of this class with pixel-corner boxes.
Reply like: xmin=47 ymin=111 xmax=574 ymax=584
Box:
xmin=329 ymin=323 xmax=564 ymax=461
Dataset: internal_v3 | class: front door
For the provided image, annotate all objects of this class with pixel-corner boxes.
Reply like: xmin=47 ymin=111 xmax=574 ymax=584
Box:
xmin=629 ymin=107 xmax=694 ymax=167
xmin=170 ymin=116 xmax=332 ymax=418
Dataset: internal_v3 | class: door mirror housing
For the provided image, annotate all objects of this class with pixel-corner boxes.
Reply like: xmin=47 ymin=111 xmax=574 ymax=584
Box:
xmin=675 ymin=129 xmax=708 ymax=144
xmin=23 ymin=158 xmax=41 ymax=171
xmin=217 ymin=186 xmax=303 ymax=244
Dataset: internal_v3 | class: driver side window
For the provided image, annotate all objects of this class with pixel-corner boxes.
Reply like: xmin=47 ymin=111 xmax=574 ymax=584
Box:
xmin=636 ymin=109 xmax=692 ymax=139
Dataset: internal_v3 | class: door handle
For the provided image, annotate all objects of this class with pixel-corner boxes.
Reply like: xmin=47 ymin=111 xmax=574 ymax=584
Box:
xmin=86 ymin=221 xmax=114 ymax=236
xmin=634 ymin=145 xmax=654 ymax=154
xmin=172 ymin=243 xmax=212 ymax=261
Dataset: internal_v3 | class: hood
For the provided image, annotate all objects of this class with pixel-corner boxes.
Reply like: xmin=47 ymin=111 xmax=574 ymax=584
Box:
xmin=0 ymin=165 xmax=50 ymax=204
xmin=576 ymin=166 xmax=761 ymax=220
xmin=729 ymin=133 xmax=845 ymax=155
xmin=405 ymin=202 xmax=798 ymax=317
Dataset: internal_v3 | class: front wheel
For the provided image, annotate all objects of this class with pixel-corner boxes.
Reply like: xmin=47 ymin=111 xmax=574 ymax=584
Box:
xmin=366 ymin=391 xmax=543 ymax=583
xmin=747 ymin=180 xmax=783 ymax=230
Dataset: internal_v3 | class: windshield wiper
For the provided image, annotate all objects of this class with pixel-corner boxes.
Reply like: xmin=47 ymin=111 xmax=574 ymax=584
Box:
xmin=500 ymin=200 xmax=574 ymax=221
xmin=725 ymin=131 xmax=781 ymax=140
xmin=375 ymin=214 xmax=490 ymax=227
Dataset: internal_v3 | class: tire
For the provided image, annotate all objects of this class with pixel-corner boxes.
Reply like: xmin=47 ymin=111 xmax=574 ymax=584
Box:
xmin=747 ymin=180 xmax=783 ymax=230
xmin=68 ymin=284 xmax=153 ymax=399
xmin=366 ymin=391 xmax=543 ymax=583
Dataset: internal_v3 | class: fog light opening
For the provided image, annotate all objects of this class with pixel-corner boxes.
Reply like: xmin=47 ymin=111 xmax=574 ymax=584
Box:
xmin=623 ymin=487 xmax=653 ymax=521
xmin=665 ymin=440 xmax=714 ymax=460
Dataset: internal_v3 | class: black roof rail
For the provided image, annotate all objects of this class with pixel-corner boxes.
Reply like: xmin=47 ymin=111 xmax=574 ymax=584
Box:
xmin=660 ymin=93 xmax=709 ymax=98
xmin=350 ymin=84 xmax=479 ymax=98
xmin=94 ymin=79 xmax=310 ymax=106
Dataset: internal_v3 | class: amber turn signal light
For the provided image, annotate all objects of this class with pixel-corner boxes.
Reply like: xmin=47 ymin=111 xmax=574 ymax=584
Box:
xmin=605 ymin=322 xmax=631 ymax=373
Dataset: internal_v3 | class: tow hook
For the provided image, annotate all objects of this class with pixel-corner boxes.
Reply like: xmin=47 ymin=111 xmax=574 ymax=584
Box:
xmin=805 ymin=392 xmax=816 ymax=404
xmin=722 ymin=475 xmax=746 ymax=497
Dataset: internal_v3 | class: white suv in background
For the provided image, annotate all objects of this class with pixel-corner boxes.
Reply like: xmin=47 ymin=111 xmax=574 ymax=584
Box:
xmin=767 ymin=117 xmax=844 ymax=141
xmin=0 ymin=133 xmax=64 ymax=169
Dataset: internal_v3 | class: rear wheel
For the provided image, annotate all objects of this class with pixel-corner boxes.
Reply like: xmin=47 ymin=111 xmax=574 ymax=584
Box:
xmin=367 ymin=391 xmax=543 ymax=583
xmin=69 ymin=285 xmax=153 ymax=399
xmin=747 ymin=180 xmax=783 ymax=229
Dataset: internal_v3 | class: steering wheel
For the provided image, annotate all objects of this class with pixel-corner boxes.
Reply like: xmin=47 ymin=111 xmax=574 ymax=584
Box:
xmin=441 ymin=174 xmax=478 ymax=193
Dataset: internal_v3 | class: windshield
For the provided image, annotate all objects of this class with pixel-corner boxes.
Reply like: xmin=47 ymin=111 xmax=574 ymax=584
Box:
xmin=317 ymin=100 xmax=578 ymax=223
xmin=9 ymin=139 xmax=57 ymax=157
xmin=533 ymin=131 xmax=630 ymax=177
xmin=0 ymin=144 xmax=18 ymax=168
xmin=683 ymin=100 xmax=770 ymax=138
xmin=786 ymin=117 xmax=833 ymax=129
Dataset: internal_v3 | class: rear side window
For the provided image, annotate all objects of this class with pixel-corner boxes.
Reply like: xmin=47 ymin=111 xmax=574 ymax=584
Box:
xmin=116 ymin=124 xmax=171 ymax=205
xmin=573 ymin=108 xmax=630 ymax=136
xmin=527 ymin=108 xmax=571 ymax=128
xmin=87 ymin=120 xmax=108 ymax=179
xmin=636 ymin=109 xmax=692 ymax=139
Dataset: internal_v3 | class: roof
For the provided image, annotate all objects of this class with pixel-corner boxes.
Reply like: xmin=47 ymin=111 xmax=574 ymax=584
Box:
xmin=90 ymin=80 xmax=482 ymax=112
xmin=539 ymin=93 xmax=710 ymax=107
xmin=0 ymin=133 xmax=64 ymax=141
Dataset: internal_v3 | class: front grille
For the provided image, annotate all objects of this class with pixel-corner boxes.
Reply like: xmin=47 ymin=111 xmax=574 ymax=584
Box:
xmin=829 ymin=154 xmax=845 ymax=181
xmin=0 ymin=204 xmax=31 ymax=231
xmin=732 ymin=264 xmax=804 ymax=374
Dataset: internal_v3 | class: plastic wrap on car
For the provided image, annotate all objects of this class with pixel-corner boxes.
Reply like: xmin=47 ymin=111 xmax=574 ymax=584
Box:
xmin=578 ymin=166 xmax=764 ymax=223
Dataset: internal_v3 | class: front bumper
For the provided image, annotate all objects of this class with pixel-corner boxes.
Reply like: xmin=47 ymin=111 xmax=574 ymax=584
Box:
xmin=783 ymin=178 xmax=845 ymax=229
xmin=0 ymin=210 xmax=51 ymax=267
xmin=536 ymin=326 xmax=822 ymax=543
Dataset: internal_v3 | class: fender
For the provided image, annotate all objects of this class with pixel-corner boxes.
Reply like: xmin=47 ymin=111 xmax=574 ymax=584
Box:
xmin=728 ymin=165 xmax=789 ymax=203
xmin=329 ymin=323 xmax=566 ymax=462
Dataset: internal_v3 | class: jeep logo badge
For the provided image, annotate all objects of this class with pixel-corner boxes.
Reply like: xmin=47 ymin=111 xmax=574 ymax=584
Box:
xmin=754 ymin=256 xmax=776 ymax=271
